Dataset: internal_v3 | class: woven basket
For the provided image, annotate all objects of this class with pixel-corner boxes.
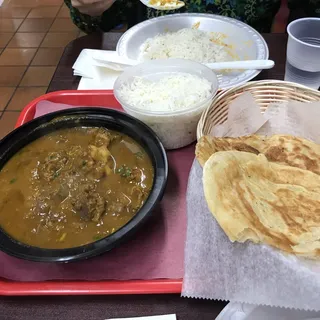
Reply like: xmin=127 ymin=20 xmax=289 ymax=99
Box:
xmin=197 ymin=80 xmax=320 ymax=139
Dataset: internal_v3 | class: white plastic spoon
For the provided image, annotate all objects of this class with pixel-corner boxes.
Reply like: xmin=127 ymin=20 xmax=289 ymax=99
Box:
xmin=91 ymin=56 xmax=275 ymax=72
xmin=139 ymin=0 xmax=185 ymax=10
xmin=206 ymin=59 xmax=275 ymax=70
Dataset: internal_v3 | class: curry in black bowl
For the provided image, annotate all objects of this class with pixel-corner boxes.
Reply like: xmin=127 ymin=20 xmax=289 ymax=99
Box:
xmin=0 ymin=127 xmax=154 ymax=249
xmin=0 ymin=108 xmax=167 ymax=262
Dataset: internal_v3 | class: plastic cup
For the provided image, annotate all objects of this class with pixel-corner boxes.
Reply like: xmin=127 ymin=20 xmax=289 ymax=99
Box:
xmin=284 ymin=18 xmax=320 ymax=89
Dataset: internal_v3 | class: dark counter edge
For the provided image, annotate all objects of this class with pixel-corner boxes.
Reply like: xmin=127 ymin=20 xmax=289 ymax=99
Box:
xmin=0 ymin=294 xmax=228 ymax=319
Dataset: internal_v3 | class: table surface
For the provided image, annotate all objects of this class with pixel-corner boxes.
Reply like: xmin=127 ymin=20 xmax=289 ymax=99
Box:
xmin=1 ymin=295 xmax=228 ymax=319
xmin=2 ymin=32 xmax=286 ymax=320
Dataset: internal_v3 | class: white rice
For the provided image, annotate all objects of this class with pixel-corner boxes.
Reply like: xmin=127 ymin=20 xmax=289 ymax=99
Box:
xmin=138 ymin=28 xmax=230 ymax=63
xmin=118 ymin=73 xmax=212 ymax=113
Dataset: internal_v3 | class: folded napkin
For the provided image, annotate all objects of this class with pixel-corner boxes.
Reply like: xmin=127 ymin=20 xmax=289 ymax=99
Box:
xmin=73 ymin=49 xmax=136 ymax=90
xmin=77 ymin=69 xmax=122 ymax=90
xmin=73 ymin=49 xmax=121 ymax=90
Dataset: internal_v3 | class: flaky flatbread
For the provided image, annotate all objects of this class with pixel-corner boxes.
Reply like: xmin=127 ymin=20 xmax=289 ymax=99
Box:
xmin=203 ymin=151 xmax=320 ymax=258
xmin=196 ymin=135 xmax=320 ymax=175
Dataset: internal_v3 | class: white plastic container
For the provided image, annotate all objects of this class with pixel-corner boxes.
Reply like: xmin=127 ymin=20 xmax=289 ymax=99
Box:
xmin=114 ymin=59 xmax=219 ymax=149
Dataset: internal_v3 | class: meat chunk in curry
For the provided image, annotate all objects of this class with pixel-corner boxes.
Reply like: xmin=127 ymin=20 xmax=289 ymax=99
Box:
xmin=0 ymin=127 xmax=154 ymax=249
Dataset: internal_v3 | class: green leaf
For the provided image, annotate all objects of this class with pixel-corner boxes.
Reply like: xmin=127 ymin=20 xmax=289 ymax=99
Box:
xmin=117 ymin=165 xmax=132 ymax=177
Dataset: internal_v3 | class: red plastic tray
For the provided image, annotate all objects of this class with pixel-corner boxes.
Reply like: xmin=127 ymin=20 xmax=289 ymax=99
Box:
xmin=0 ymin=89 xmax=183 ymax=296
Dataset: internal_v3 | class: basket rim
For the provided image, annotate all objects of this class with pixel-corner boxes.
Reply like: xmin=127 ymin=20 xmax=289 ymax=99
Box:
xmin=197 ymin=80 xmax=320 ymax=139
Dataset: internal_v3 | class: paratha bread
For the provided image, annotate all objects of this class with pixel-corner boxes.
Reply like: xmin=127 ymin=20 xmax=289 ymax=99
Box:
xmin=196 ymin=134 xmax=320 ymax=175
xmin=203 ymin=150 xmax=320 ymax=258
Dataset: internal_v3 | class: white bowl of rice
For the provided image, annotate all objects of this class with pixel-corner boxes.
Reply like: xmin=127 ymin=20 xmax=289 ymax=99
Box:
xmin=117 ymin=13 xmax=269 ymax=89
xmin=114 ymin=58 xmax=218 ymax=149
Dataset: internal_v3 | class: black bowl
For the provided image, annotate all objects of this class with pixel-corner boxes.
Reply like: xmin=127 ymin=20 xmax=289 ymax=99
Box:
xmin=0 ymin=108 xmax=168 ymax=263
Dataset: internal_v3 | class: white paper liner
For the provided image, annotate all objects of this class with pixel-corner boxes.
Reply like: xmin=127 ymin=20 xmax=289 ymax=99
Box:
xmin=182 ymin=93 xmax=320 ymax=310
xmin=215 ymin=302 xmax=320 ymax=320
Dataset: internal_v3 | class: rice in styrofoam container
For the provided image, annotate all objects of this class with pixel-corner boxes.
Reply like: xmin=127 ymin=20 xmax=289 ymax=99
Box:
xmin=114 ymin=59 xmax=219 ymax=150
xmin=138 ymin=28 xmax=230 ymax=63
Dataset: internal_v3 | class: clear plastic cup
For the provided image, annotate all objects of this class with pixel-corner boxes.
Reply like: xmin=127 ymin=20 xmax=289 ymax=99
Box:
xmin=285 ymin=18 xmax=320 ymax=89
